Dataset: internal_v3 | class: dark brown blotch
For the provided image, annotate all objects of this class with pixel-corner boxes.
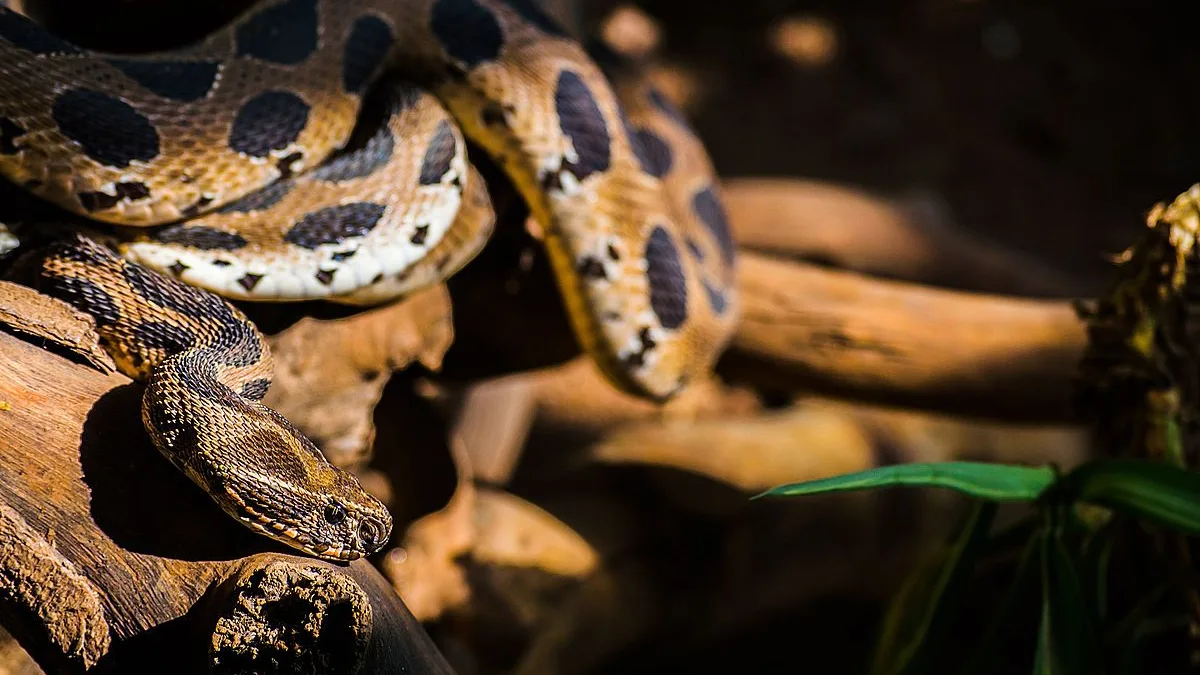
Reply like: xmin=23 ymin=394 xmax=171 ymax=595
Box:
xmin=410 ymin=224 xmax=430 ymax=247
xmin=228 ymin=91 xmax=310 ymax=158
xmin=53 ymin=88 xmax=159 ymax=168
xmin=284 ymin=202 xmax=387 ymax=249
xmin=218 ymin=326 xmax=264 ymax=368
xmin=240 ymin=378 xmax=272 ymax=401
xmin=181 ymin=195 xmax=214 ymax=218
xmin=38 ymin=275 xmax=121 ymax=327
xmin=691 ymin=186 xmax=735 ymax=269
xmin=133 ymin=320 xmax=197 ymax=354
xmin=418 ymin=120 xmax=458 ymax=185
xmin=153 ymin=225 xmax=248 ymax=251
xmin=237 ymin=273 xmax=264 ymax=292
xmin=122 ymin=259 xmax=234 ymax=321
xmin=276 ymin=151 xmax=304 ymax=179
xmin=216 ymin=181 xmax=293 ymax=214
xmin=644 ymin=226 xmax=687 ymax=330
xmin=621 ymin=326 xmax=657 ymax=370
xmin=430 ymin=0 xmax=503 ymax=67
xmin=553 ymin=70 xmax=611 ymax=182
xmin=576 ymin=256 xmax=607 ymax=280
xmin=78 ymin=181 xmax=151 ymax=212
xmin=703 ymin=279 xmax=728 ymax=315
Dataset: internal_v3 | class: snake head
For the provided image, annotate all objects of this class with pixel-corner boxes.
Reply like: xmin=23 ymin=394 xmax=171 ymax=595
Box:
xmin=294 ymin=469 xmax=395 ymax=562
xmin=222 ymin=462 xmax=394 ymax=562
xmin=208 ymin=406 xmax=395 ymax=562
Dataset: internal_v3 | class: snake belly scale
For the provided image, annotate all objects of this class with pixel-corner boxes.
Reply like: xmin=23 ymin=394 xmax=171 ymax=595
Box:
xmin=0 ymin=0 xmax=738 ymax=559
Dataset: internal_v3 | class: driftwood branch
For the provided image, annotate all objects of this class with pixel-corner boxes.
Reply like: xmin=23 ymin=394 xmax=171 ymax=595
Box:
xmin=721 ymin=178 xmax=1084 ymax=297
xmin=261 ymin=285 xmax=455 ymax=469
xmin=0 ymin=324 xmax=453 ymax=674
xmin=439 ymin=178 xmax=1092 ymax=424
xmin=0 ymin=176 xmax=1096 ymax=673
xmin=719 ymin=251 xmax=1088 ymax=422
xmin=714 ymin=179 xmax=1094 ymax=422
xmin=388 ymin=364 xmax=1089 ymax=675
xmin=445 ymin=243 xmax=1089 ymax=423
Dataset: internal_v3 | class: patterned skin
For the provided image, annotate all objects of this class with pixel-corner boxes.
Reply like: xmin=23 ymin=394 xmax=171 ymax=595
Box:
xmin=36 ymin=234 xmax=393 ymax=560
xmin=0 ymin=0 xmax=738 ymax=557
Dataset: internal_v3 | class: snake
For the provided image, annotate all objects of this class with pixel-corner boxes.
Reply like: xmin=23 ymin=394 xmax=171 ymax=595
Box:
xmin=0 ymin=0 xmax=738 ymax=560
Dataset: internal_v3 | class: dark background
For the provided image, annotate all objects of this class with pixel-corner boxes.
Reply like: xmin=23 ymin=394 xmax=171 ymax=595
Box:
xmin=581 ymin=0 xmax=1197 ymax=297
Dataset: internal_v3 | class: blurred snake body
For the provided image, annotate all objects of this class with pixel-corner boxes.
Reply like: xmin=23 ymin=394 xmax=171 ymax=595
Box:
xmin=0 ymin=0 xmax=738 ymax=559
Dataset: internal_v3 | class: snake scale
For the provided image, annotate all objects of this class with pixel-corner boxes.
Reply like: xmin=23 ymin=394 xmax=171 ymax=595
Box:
xmin=0 ymin=0 xmax=738 ymax=560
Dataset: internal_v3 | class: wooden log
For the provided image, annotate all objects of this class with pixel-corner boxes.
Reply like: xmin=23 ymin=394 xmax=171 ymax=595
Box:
xmin=0 ymin=325 xmax=453 ymax=674
xmin=721 ymin=178 xmax=1084 ymax=297
xmin=0 ymin=626 xmax=42 ymax=675
xmin=437 ymin=172 xmax=1091 ymax=424
xmin=443 ymin=244 xmax=1089 ymax=423
xmin=719 ymin=252 xmax=1088 ymax=422
xmin=262 ymin=285 xmax=455 ymax=470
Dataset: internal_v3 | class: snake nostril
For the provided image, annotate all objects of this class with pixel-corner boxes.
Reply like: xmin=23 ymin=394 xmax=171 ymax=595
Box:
xmin=358 ymin=518 xmax=384 ymax=550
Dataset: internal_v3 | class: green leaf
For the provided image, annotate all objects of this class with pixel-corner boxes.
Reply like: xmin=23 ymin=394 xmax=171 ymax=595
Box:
xmin=1079 ymin=523 xmax=1115 ymax=624
xmin=1118 ymin=615 xmax=1190 ymax=675
xmin=1059 ymin=459 xmax=1200 ymax=534
xmin=758 ymin=462 xmax=1055 ymax=502
xmin=1033 ymin=532 xmax=1054 ymax=675
xmin=966 ymin=529 xmax=1043 ymax=675
xmin=1033 ymin=604 xmax=1053 ymax=675
xmin=982 ymin=514 xmax=1040 ymax=555
xmin=870 ymin=502 xmax=997 ymax=675
xmin=1040 ymin=530 xmax=1100 ymax=675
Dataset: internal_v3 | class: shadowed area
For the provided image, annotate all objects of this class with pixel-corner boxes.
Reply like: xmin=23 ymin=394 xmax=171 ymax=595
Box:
xmin=81 ymin=382 xmax=293 ymax=562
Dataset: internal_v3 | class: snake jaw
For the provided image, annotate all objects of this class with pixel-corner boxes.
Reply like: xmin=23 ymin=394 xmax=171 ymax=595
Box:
xmin=233 ymin=509 xmax=361 ymax=562
xmin=320 ymin=546 xmax=360 ymax=562
xmin=219 ymin=482 xmax=390 ymax=561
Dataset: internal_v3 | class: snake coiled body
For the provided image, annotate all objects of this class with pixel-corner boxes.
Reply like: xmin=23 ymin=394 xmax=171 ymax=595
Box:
xmin=0 ymin=0 xmax=738 ymax=558
xmin=34 ymin=234 xmax=392 ymax=559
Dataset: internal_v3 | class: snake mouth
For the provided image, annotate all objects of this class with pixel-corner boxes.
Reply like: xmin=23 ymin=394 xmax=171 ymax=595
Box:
xmin=226 ymin=494 xmax=367 ymax=561
xmin=304 ymin=537 xmax=361 ymax=562
xmin=318 ymin=546 xmax=362 ymax=562
xmin=241 ymin=516 xmax=365 ymax=561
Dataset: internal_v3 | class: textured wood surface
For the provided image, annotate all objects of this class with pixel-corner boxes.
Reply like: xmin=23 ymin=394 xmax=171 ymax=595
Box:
xmin=721 ymin=251 xmax=1088 ymax=421
xmin=0 ymin=325 xmax=452 ymax=674
xmin=722 ymin=178 xmax=1082 ymax=297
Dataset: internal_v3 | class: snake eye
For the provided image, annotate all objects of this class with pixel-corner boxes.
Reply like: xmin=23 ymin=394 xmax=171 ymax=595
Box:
xmin=358 ymin=518 xmax=385 ymax=551
xmin=324 ymin=503 xmax=347 ymax=525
